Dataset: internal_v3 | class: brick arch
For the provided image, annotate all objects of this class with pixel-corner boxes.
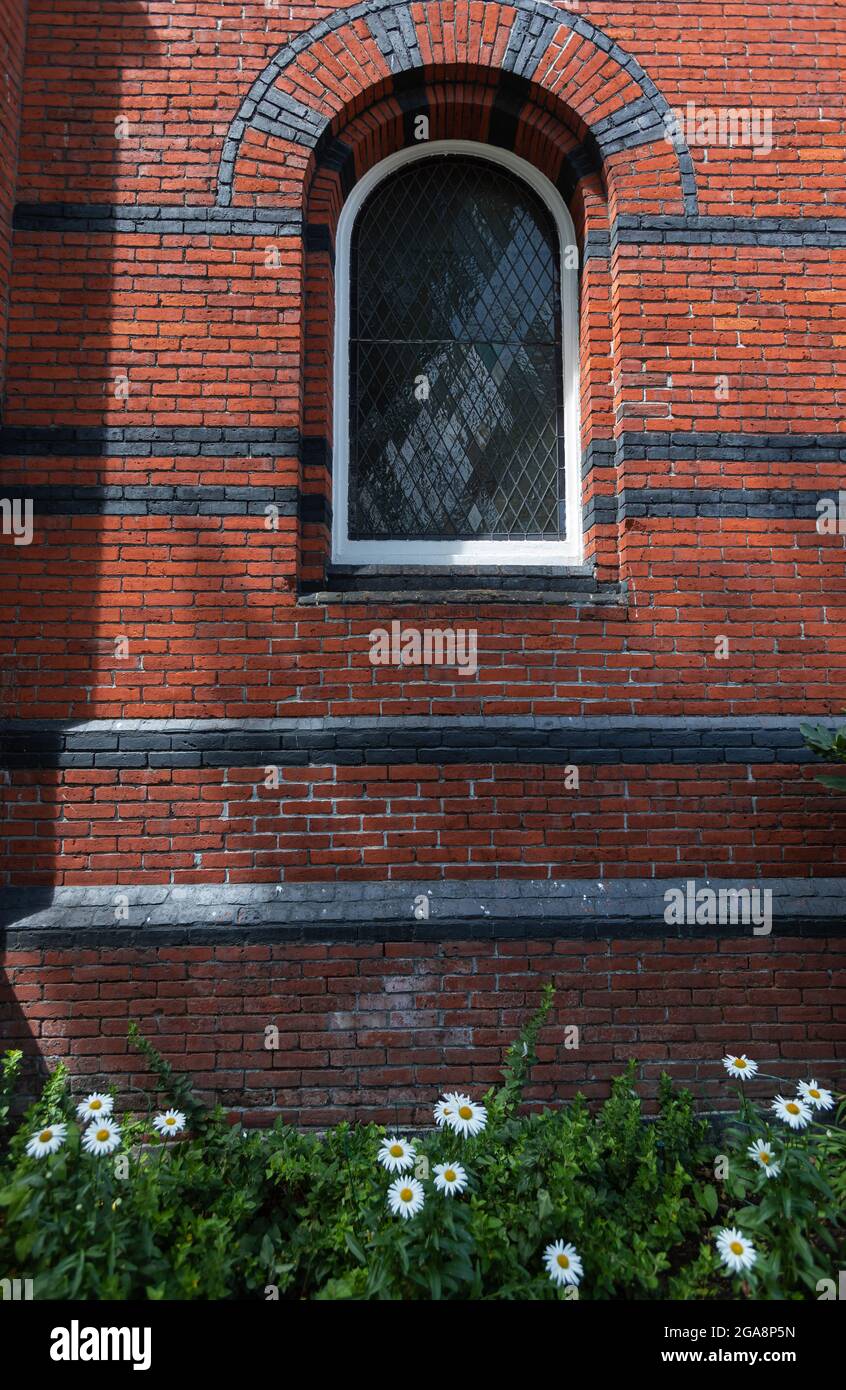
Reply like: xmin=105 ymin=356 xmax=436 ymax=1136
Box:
xmin=296 ymin=79 xmax=620 ymax=590
xmin=303 ymin=75 xmax=610 ymax=256
xmin=216 ymin=0 xmax=698 ymax=215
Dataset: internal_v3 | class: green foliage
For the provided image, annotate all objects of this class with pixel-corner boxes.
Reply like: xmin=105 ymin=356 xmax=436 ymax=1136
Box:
xmin=714 ymin=1090 xmax=845 ymax=1299
xmin=492 ymin=979 xmax=555 ymax=1120
xmin=127 ymin=1022 xmax=207 ymax=1131
xmin=816 ymin=1094 xmax=846 ymax=1209
xmin=0 ymin=1051 xmax=23 ymax=1145
xmin=0 ymin=1002 xmax=843 ymax=1301
xmin=801 ymin=718 xmax=846 ymax=792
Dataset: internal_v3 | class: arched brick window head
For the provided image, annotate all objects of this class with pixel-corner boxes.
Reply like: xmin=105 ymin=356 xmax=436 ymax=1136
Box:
xmin=333 ymin=142 xmax=582 ymax=567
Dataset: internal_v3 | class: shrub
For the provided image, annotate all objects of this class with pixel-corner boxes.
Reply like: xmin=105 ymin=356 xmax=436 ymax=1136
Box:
xmin=0 ymin=999 xmax=842 ymax=1300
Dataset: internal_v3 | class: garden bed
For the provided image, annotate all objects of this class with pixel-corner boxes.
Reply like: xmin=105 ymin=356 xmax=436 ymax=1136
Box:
xmin=1 ymin=988 xmax=842 ymax=1301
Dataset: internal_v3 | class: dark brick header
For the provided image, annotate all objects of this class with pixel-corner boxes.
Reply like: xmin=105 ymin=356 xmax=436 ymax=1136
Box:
xmin=0 ymin=716 xmax=833 ymax=772
xmin=2 ymin=878 xmax=845 ymax=946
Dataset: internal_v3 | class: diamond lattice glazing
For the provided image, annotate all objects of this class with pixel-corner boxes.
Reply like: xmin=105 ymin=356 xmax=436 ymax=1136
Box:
xmin=348 ymin=157 xmax=565 ymax=541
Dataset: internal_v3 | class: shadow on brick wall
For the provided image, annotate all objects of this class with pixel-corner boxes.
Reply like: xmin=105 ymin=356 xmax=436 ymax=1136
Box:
xmin=0 ymin=2 xmax=162 ymax=1088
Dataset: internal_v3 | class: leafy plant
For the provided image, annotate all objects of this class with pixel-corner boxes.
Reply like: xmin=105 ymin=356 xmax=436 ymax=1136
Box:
xmin=127 ymin=1022 xmax=207 ymax=1131
xmin=0 ymin=1006 xmax=842 ymax=1302
xmin=0 ymin=1051 xmax=23 ymax=1142
xmin=801 ymin=718 xmax=846 ymax=793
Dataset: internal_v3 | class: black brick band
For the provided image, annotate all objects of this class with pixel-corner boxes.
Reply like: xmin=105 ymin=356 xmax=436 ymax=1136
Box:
xmin=618 ymin=487 xmax=836 ymax=520
xmin=5 ymin=426 xmax=843 ymax=465
xmin=0 ymin=484 xmax=300 ymax=518
xmin=618 ymin=432 xmax=846 ymax=463
xmin=13 ymin=203 xmax=302 ymax=237
xmin=0 ymin=717 xmax=835 ymax=772
xmin=0 ymin=426 xmax=299 ymax=458
xmin=2 ymin=878 xmax=844 ymax=945
xmin=614 ymin=214 xmax=846 ymax=250
xmin=16 ymin=205 xmax=846 ymax=253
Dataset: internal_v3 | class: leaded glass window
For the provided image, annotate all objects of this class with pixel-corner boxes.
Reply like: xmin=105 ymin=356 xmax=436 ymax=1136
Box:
xmin=334 ymin=145 xmax=580 ymax=565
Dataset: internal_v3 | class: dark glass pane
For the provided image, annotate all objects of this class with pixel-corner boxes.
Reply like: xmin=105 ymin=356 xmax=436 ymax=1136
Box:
xmin=348 ymin=157 xmax=565 ymax=542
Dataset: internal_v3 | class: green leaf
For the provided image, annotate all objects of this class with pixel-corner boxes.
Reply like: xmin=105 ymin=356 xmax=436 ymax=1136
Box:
xmin=699 ymin=1184 xmax=718 ymax=1217
xmin=801 ymin=722 xmax=834 ymax=750
xmin=537 ymin=1187 xmax=554 ymax=1220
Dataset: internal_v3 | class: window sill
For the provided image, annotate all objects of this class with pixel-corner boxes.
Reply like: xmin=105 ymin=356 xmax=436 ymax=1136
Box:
xmin=298 ymin=566 xmax=626 ymax=607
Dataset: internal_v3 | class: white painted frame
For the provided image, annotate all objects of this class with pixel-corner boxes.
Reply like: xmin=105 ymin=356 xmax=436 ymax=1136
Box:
xmin=332 ymin=140 xmax=582 ymax=567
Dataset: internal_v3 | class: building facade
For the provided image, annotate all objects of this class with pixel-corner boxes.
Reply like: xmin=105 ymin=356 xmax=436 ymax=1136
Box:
xmin=1 ymin=0 xmax=844 ymax=1123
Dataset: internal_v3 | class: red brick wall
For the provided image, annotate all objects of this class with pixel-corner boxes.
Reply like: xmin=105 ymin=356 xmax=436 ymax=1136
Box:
xmin=0 ymin=0 xmax=27 ymax=407
xmin=3 ymin=937 xmax=844 ymax=1126
xmin=1 ymin=1 xmax=845 ymax=1116
xmin=2 ymin=762 xmax=845 ymax=886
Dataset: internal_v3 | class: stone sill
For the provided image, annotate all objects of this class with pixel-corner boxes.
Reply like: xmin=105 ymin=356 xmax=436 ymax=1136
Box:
xmin=299 ymin=566 xmax=626 ymax=607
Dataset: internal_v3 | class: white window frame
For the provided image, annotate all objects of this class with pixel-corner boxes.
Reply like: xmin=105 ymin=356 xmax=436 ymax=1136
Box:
xmin=332 ymin=140 xmax=582 ymax=567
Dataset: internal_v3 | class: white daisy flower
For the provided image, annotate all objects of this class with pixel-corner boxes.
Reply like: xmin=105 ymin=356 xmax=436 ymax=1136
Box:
xmin=387 ymin=1176 xmax=425 ymax=1219
xmin=716 ymin=1227 xmax=757 ymax=1275
xmin=25 ymin=1122 xmax=67 ymax=1159
xmin=543 ymin=1240 xmax=583 ymax=1288
xmin=447 ymin=1098 xmax=487 ymax=1138
xmin=433 ymin=1161 xmax=468 ymax=1196
xmin=722 ymin=1054 xmax=758 ymax=1081
xmin=747 ymin=1138 xmax=781 ymax=1178
xmin=797 ymin=1080 xmax=834 ymax=1112
xmin=81 ymin=1118 xmax=122 ymax=1155
xmin=377 ymin=1136 xmax=416 ymax=1173
xmin=76 ymin=1092 xmax=114 ymax=1122
xmin=152 ymin=1109 xmax=186 ymax=1138
xmin=772 ymin=1095 xmax=812 ymax=1130
xmin=433 ymin=1100 xmax=454 ymax=1128
xmin=433 ymin=1093 xmax=469 ymax=1128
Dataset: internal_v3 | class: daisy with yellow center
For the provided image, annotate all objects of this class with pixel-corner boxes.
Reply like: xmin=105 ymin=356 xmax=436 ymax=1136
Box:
xmin=153 ymin=1109 xmax=187 ymax=1138
xmin=76 ymin=1092 xmax=114 ymax=1122
xmin=543 ymin=1240 xmax=583 ymax=1288
xmin=747 ymin=1138 xmax=781 ymax=1178
xmin=25 ymin=1122 xmax=67 ymax=1159
xmin=377 ymin=1135 xmax=416 ymax=1173
xmin=446 ymin=1098 xmax=487 ymax=1139
xmin=81 ymin=1118 xmax=122 ymax=1155
xmin=716 ymin=1227 xmax=756 ymax=1275
xmin=433 ymin=1161 xmax=468 ymax=1196
xmin=797 ymin=1079 xmax=834 ymax=1112
xmin=771 ymin=1095 xmax=812 ymax=1130
xmin=433 ymin=1093 xmax=470 ymax=1128
xmin=722 ymin=1054 xmax=758 ymax=1081
xmin=387 ymin=1176 xmax=425 ymax=1219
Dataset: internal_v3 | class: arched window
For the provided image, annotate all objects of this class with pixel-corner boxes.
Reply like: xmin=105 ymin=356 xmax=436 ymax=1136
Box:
xmin=333 ymin=142 xmax=581 ymax=567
